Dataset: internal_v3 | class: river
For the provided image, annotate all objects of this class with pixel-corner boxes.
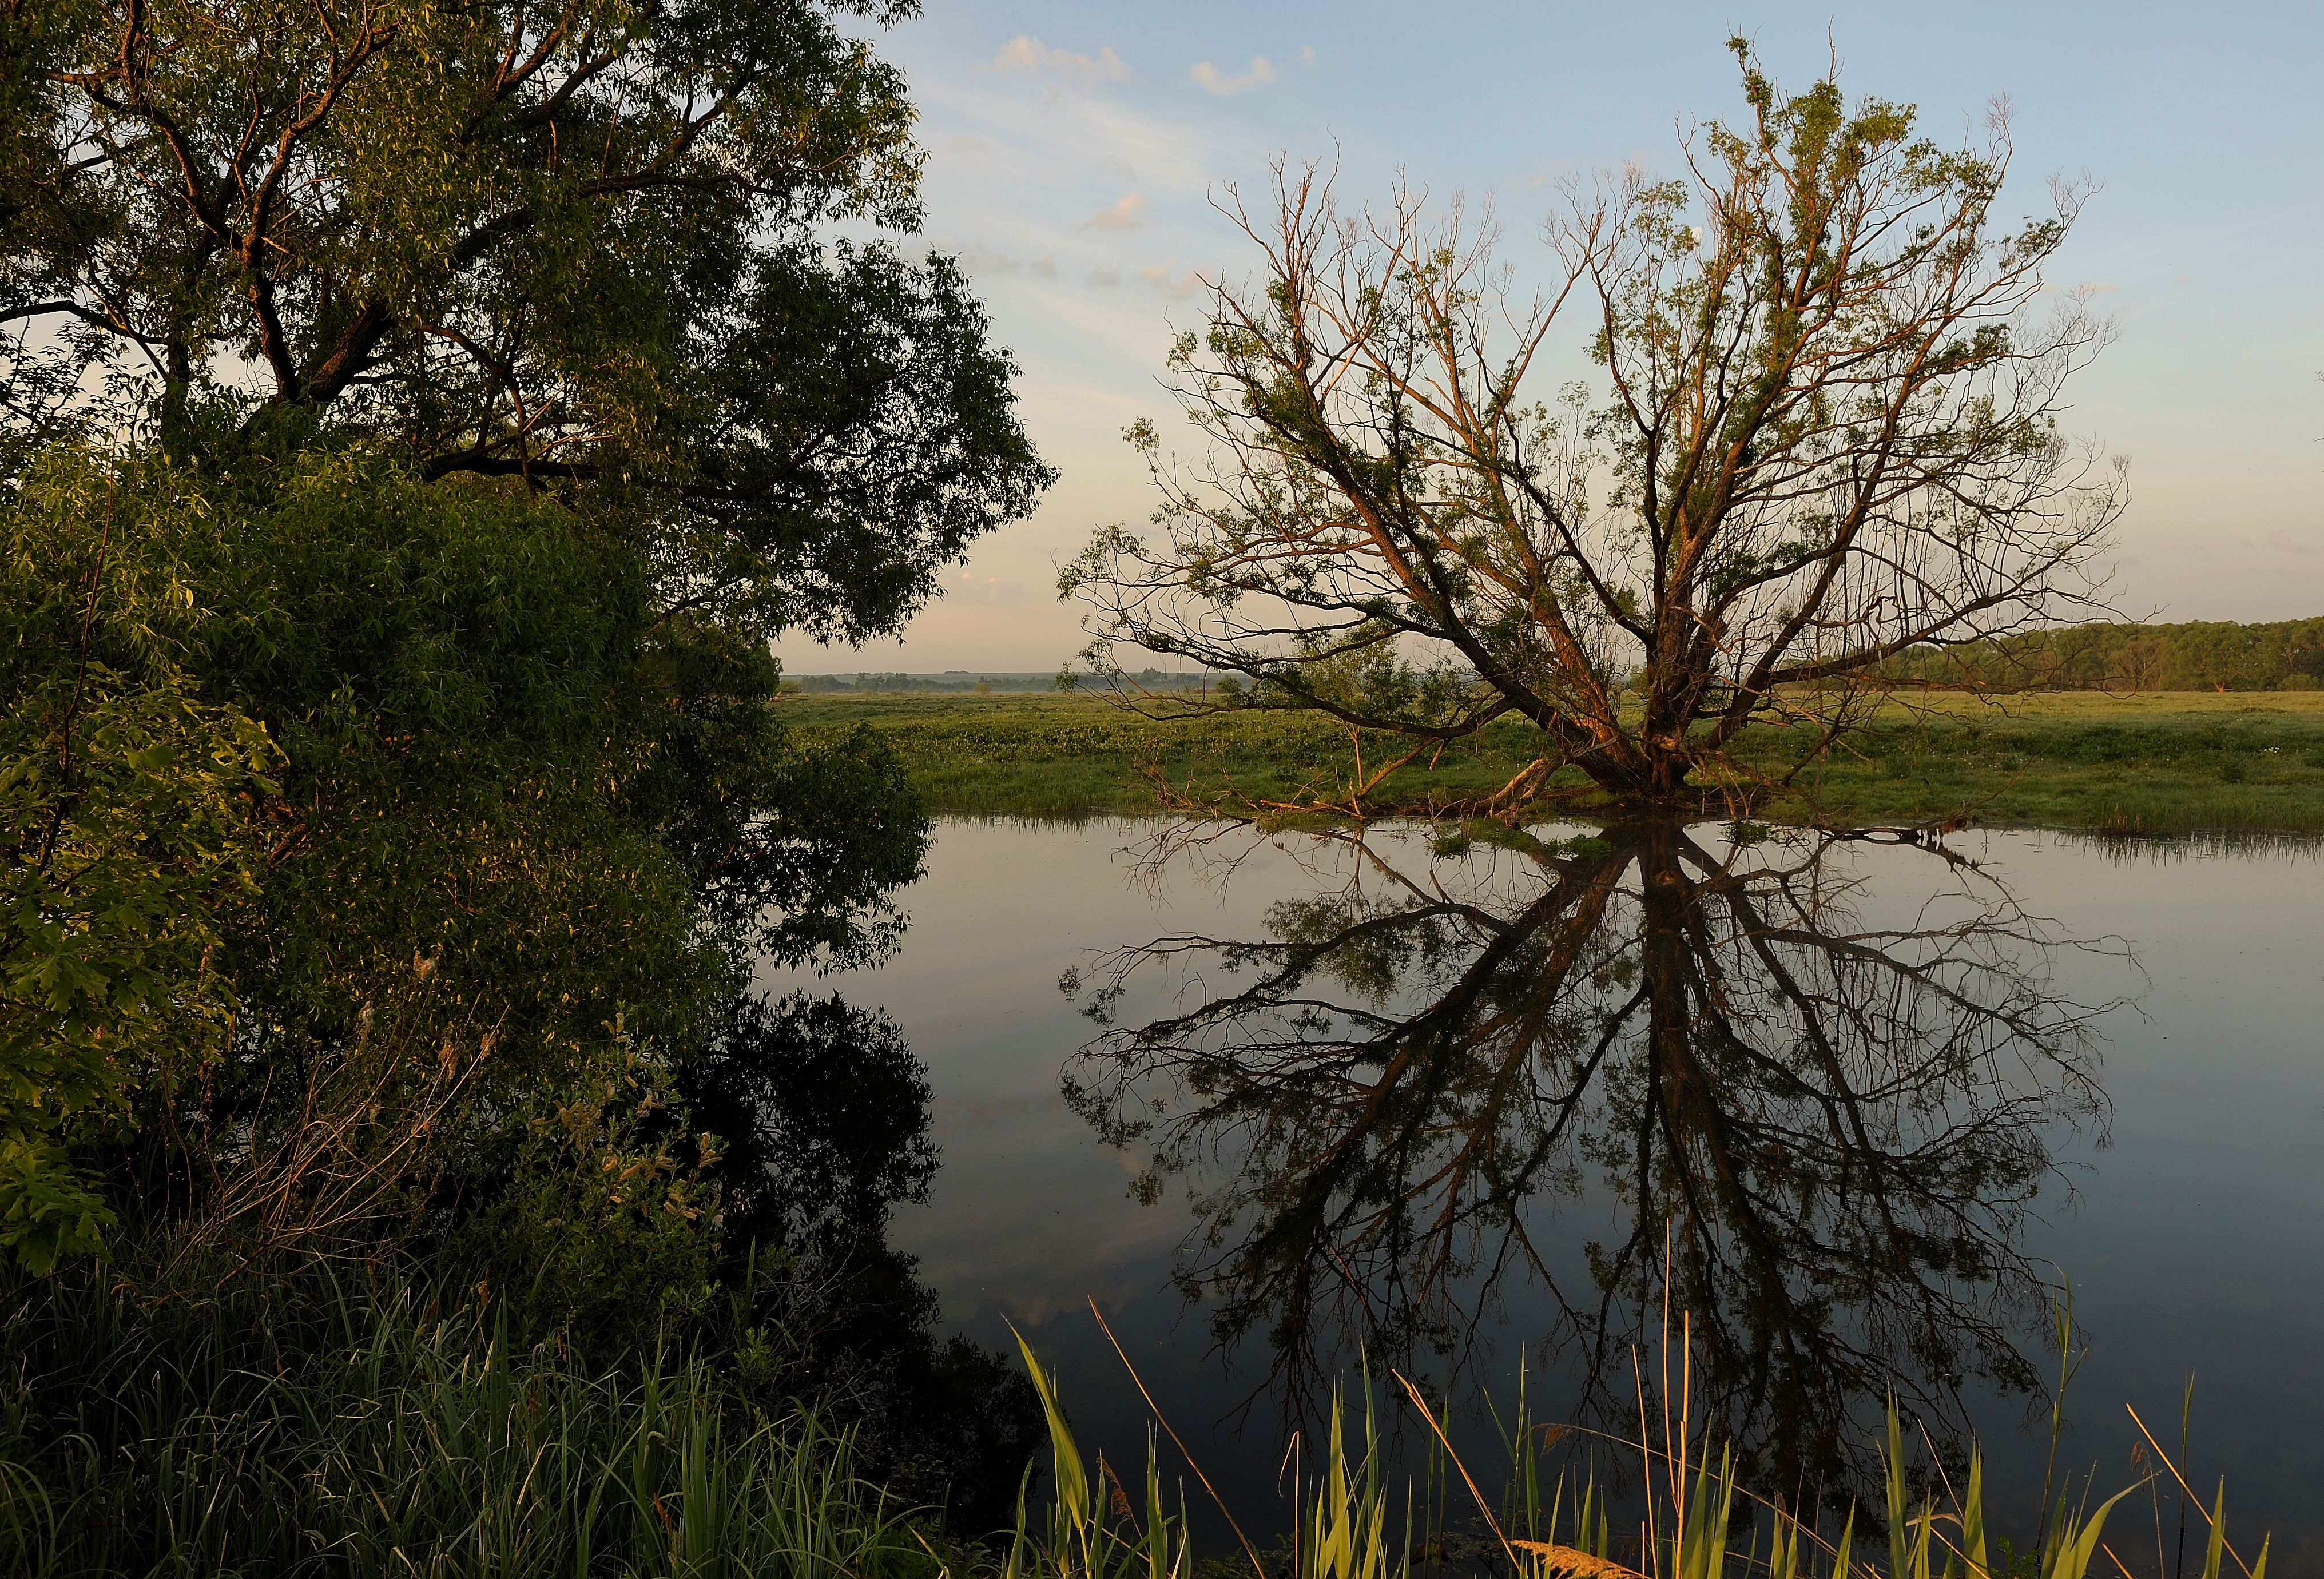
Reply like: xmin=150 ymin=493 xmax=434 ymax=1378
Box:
xmin=766 ymin=817 xmax=2324 ymax=1566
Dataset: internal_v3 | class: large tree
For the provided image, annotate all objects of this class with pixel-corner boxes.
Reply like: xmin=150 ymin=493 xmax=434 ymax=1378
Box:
xmin=2 ymin=0 xmax=1048 ymax=645
xmin=0 ymin=1 xmax=1052 ymax=1276
xmin=1064 ymin=43 xmax=2121 ymax=809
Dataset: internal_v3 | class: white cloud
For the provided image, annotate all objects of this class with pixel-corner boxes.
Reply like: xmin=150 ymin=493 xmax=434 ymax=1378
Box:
xmin=1081 ymin=193 xmax=1149 ymax=232
xmin=1299 ymin=45 xmax=1317 ymax=64
xmin=1190 ymin=55 xmax=1276 ymax=96
xmin=992 ymin=35 xmax=1131 ymax=83
xmin=1070 ymin=96 xmax=1214 ymax=190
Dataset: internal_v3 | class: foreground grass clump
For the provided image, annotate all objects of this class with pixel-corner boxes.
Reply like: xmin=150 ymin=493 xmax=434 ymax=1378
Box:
xmin=1006 ymin=1327 xmax=2271 ymax=1579
xmin=782 ymin=691 xmax=2324 ymax=833
xmin=0 ymin=1256 xmax=944 ymax=1578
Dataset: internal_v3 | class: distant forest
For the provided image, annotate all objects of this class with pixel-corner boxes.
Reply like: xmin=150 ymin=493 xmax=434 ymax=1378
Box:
xmin=786 ymin=669 xmax=1210 ymax=694
xmin=790 ymin=625 xmax=2324 ymax=699
xmin=1897 ymin=618 xmax=2324 ymax=691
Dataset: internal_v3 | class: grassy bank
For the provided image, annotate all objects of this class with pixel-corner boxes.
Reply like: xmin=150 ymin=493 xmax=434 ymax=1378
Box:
xmin=786 ymin=691 xmax=2324 ymax=833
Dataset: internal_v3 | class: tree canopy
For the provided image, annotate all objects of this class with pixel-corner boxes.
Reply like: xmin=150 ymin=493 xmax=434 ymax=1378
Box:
xmin=0 ymin=0 xmax=1051 ymax=1308
xmin=3 ymin=0 xmax=1050 ymax=641
xmin=1066 ymin=42 xmax=2121 ymax=810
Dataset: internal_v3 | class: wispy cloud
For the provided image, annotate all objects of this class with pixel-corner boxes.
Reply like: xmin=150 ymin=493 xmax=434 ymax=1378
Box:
xmin=952 ymin=570 xmax=1028 ymax=607
xmin=1081 ymin=193 xmax=1149 ymax=232
xmin=954 ymin=244 xmax=1058 ymax=279
xmin=992 ymin=35 xmax=1132 ymax=83
xmin=1190 ymin=55 xmax=1276 ymax=96
xmin=916 ymin=73 xmax=1219 ymax=191
xmin=1139 ymin=258 xmax=1207 ymax=299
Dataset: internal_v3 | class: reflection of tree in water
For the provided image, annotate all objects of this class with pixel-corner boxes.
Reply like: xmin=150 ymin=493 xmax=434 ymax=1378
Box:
xmin=1063 ymin=821 xmax=2115 ymax=1497
xmin=685 ymin=992 xmax=1040 ymax=1532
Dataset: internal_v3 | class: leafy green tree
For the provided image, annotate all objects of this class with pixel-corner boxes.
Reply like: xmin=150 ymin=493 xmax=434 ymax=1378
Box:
xmin=0 ymin=0 xmax=1051 ymax=1276
xmin=3 ymin=0 xmax=1048 ymax=646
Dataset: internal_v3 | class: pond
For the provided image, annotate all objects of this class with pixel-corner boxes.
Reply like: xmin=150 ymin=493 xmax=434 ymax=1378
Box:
xmin=765 ymin=817 xmax=2324 ymax=1566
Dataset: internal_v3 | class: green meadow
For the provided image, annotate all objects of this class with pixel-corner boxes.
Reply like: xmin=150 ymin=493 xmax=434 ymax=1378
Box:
xmin=784 ymin=689 xmax=2324 ymax=833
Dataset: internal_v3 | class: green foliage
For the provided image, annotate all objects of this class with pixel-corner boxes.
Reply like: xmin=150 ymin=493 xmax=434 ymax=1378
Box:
xmin=446 ymin=1029 xmax=725 ymax=1362
xmin=1 ymin=0 xmax=1049 ymax=647
xmin=0 ymin=1 xmax=1044 ymax=1544
xmin=0 ymin=458 xmax=282 ymax=1270
xmin=1 ymin=0 xmax=1040 ymax=1282
xmin=0 ymin=441 xmax=935 ymax=1280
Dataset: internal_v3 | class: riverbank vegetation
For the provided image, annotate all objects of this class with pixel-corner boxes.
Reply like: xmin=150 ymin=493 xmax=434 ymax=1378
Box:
xmin=782 ymin=690 xmax=2324 ymax=833
xmin=0 ymin=1251 xmax=942 ymax=1576
xmin=0 ymin=0 xmax=1052 ymax=1553
xmin=1006 ymin=1331 xmax=2268 ymax=1579
xmin=0 ymin=1251 xmax=2267 ymax=1579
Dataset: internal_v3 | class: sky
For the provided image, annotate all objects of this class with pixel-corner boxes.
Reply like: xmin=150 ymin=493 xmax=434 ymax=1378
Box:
xmin=774 ymin=1 xmax=2324 ymax=675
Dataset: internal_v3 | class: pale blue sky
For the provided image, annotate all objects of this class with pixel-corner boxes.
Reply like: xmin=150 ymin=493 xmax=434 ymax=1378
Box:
xmin=776 ymin=2 xmax=2324 ymax=674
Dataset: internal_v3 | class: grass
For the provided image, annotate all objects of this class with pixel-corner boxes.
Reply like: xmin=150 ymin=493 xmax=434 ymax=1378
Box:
xmin=1004 ymin=1311 xmax=2272 ymax=1579
xmin=0 ymin=1255 xmax=948 ymax=1578
xmin=0 ymin=1249 xmax=2274 ymax=1579
xmin=783 ymin=690 xmax=2324 ymax=834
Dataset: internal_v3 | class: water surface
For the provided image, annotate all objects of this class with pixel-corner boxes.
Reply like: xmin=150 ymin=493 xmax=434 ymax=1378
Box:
xmin=770 ymin=818 xmax=2324 ymax=1563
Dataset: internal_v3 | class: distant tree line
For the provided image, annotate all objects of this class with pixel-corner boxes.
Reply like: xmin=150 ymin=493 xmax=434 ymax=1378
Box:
xmin=1892 ymin=618 xmax=2324 ymax=691
xmin=788 ymin=670 xmax=1212 ymax=694
xmin=790 ymin=671 xmax=1046 ymax=694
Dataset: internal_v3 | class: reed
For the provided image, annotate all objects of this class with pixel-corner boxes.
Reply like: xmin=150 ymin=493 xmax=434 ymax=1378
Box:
xmin=996 ymin=1310 xmax=2273 ymax=1579
xmin=1003 ymin=1329 xmax=1409 ymax=1579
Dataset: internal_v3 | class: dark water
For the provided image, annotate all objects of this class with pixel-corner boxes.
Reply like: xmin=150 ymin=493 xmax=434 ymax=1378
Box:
xmin=767 ymin=818 xmax=2324 ymax=1566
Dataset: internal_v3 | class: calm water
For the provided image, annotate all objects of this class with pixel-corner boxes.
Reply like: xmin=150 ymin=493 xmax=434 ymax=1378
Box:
xmin=767 ymin=818 xmax=2324 ymax=1564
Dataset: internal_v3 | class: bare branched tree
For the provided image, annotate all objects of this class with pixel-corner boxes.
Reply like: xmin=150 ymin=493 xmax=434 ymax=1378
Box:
xmin=1063 ymin=42 xmax=2124 ymax=810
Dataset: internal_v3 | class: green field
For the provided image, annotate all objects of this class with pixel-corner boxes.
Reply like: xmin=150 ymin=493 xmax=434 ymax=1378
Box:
xmin=783 ymin=689 xmax=2324 ymax=833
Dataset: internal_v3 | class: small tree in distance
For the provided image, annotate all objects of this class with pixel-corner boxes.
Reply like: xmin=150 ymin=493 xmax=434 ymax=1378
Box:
xmin=1063 ymin=41 xmax=2124 ymax=812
